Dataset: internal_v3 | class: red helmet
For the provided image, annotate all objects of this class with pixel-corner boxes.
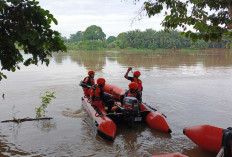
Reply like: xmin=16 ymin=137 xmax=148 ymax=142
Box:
xmin=133 ymin=71 xmax=141 ymax=77
xmin=88 ymin=70 xmax=95 ymax=75
xmin=129 ymin=82 xmax=138 ymax=90
xmin=97 ymin=78 xmax=106 ymax=85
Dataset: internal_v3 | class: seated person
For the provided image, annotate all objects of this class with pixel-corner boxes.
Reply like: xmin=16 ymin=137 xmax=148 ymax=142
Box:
xmin=90 ymin=78 xmax=114 ymax=112
xmin=124 ymin=82 xmax=142 ymax=103
xmin=82 ymin=70 xmax=95 ymax=97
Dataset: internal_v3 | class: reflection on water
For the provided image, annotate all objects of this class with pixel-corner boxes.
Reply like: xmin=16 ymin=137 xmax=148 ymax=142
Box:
xmin=183 ymin=145 xmax=217 ymax=157
xmin=34 ymin=120 xmax=57 ymax=133
xmin=0 ymin=50 xmax=232 ymax=156
xmin=63 ymin=51 xmax=106 ymax=72
xmin=0 ymin=134 xmax=38 ymax=157
xmin=53 ymin=50 xmax=232 ymax=71
xmin=0 ymin=141 xmax=30 ymax=157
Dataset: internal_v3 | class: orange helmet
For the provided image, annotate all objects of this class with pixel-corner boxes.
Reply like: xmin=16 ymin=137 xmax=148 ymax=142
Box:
xmin=97 ymin=78 xmax=106 ymax=85
xmin=88 ymin=70 xmax=95 ymax=75
xmin=129 ymin=82 xmax=138 ymax=90
xmin=133 ymin=71 xmax=141 ymax=77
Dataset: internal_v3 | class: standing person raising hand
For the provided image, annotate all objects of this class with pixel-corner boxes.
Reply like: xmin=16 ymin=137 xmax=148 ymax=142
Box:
xmin=124 ymin=67 xmax=143 ymax=96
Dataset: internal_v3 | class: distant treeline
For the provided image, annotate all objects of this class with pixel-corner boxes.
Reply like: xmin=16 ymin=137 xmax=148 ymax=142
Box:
xmin=61 ymin=25 xmax=231 ymax=51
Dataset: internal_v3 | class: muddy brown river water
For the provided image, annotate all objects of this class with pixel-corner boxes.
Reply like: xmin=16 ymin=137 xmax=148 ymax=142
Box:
xmin=0 ymin=50 xmax=232 ymax=157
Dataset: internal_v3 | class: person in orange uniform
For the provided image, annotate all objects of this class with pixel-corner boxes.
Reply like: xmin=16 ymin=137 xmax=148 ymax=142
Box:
xmin=124 ymin=67 xmax=143 ymax=95
xmin=90 ymin=78 xmax=113 ymax=112
xmin=124 ymin=82 xmax=142 ymax=103
xmin=82 ymin=70 xmax=95 ymax=97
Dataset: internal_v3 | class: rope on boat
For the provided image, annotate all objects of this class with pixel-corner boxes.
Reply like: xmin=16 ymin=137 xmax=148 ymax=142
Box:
xmin=142 ymin=102 xmax=157 ymax=111
xmin=87 ymin=98 xmax=91 ymax=103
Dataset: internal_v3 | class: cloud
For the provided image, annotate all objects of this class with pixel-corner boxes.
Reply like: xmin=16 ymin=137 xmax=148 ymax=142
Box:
xmin=38 ymin=0 xmax=164 ymax=38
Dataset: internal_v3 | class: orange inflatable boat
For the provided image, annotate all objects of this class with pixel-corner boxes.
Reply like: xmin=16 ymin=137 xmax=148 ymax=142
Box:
xmin=183 ymin=125 xmax=232 ymax=156
xmin=139 ymin=102 xmax=172 ymax=133
xmin=104 ymin=83 xmax=172 ymax=133
xmin=104 ymin=83 xmax=125 ymax=100
xmin=81 ymin=97 xmax=116 ymax=141
xmin=81 ymin=82 xmax=171 ymax=141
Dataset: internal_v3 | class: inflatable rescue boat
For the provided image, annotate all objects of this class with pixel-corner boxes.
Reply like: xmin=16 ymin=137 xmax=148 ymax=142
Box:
xmin=81 ymin=82 xmax=171 ymax=141
xmin=82 ymin=97 xmax=116 ymax=141
xmin=104 ymin=83 xmax=171 ymax=133
xmin=183 ymin=125 xmax=232 ymax=156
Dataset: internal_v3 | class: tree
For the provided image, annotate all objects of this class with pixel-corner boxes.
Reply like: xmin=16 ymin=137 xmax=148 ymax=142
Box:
xmin=190 ymin=39 xmax=209 ymax=49
xmin=106 ymin=36 xmax=116 ymax=44
xmin=137 ymin=0 xmax=232 ymax=42
xmin=60 ymin=36 xmax=68 ymax=43
xmin=69 ymin=31 xmax=82 ymax=43
xmin=116 ymin=32 xmax=129 ymax=48
xmin=0 ymin=0 xmax=66 ymax=80
xmin=81 ymin=25 xmax=106 ymax=41
xmin=78 ymin=40 xmax=106 ymax=51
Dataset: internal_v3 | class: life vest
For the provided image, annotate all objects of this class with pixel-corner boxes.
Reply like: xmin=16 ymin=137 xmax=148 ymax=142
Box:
xmin=90 ymin=85 xmax=104 ymax=107
xmin=83 ymin=76 xmax=95 ymax=96
xmin=90 ymin=85 xmax=101 ymax=99
xmin=125 ymin=90 xmax=138 ymax=98
xmin=83 ymin=76 xmax=95 ymax=86
xmin=132 ymin=78 xmax=143 ymax=93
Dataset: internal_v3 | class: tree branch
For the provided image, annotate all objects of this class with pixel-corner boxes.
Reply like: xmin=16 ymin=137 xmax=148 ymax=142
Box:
xmin=1 ymin=117 xmax=53 ymax=123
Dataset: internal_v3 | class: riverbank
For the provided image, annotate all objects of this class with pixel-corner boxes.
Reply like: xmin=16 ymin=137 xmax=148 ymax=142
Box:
xmin=65 ymin=47 xmax=232 ymax=54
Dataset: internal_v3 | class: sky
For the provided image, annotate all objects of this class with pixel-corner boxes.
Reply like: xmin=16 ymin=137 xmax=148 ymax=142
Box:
xmin=37 ymin=0 xmax=165 ymax=38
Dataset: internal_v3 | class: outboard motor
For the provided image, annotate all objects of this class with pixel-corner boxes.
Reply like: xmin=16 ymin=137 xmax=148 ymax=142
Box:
xmin=123 ymin=97 xmax=142 ymax=128
xmin=217 ymin=127 xmax=232 ymax=157
xmin=123 ymin=97 xmax=139 ymax=113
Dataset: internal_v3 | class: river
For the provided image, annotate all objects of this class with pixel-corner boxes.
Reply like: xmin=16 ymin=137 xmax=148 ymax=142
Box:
xmin=0 ymin=50 xmax=232 ymax=157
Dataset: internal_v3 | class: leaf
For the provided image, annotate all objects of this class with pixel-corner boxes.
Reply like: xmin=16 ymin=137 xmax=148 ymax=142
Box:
xmin=52 ymin=17 xmax=58 ymax=25
xmin=34 ymin=1 xmax=39 ymax=5
xmin=47 ymin=14 xmax=53 ymax=18
xmin=180 ymin=32 xmax=185 ymax=36
xmin=193 ymin=0 xmax=199 ymax=4
xmin=12 ymin=67 xmax=16 ymax=72
xmin=24 ymin=58 xmax=32 ymax=66
xmin=47 ymin=18 xmax=51 ymax=24
xmin=45 ymin=10 xmax=49 ymax=15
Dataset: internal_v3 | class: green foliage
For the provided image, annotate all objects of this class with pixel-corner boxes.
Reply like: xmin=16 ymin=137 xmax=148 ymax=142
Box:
xmin=66 ymin=40 xmax=107 ymax=51
xmin=106 ymin=36 xmax=116 ymax=44
xmin=65 ymin=26 xmax=231 ymax=51
xmin=69 ymin=31 xmax=82 ymax=43
xmin=35 ymin=91 xmax=56 ymax=118
xmin=117 ymin=32 xmax=128 ymax=41
xmin=0 ymin=72 xmax=7 ymax=80
xmin=140 ymin=0 xmax=232 ymax=42
xmin=107 ymin=40 xmax=126 ymax=49
xmin=60 ymin=36 xmax=68 ymax=43
xmin=66 ymin=28 xmax=232 ymax=51
xmin=190 ymin=40 xmax=209 ymax=49
xmin=82 ymin=25 xmax=106 ymax=41
xmin=79 ymin=40 xmax=106 ymax=50
xmin=0 ymin=0 xmax=67 ymax=81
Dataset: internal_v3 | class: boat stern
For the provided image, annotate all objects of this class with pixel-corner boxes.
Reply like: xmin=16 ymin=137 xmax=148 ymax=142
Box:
xmin=97 ymin=118 xmax=117 ymax=141
xmin=146 ymin=111 xmax=172 ymax=133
